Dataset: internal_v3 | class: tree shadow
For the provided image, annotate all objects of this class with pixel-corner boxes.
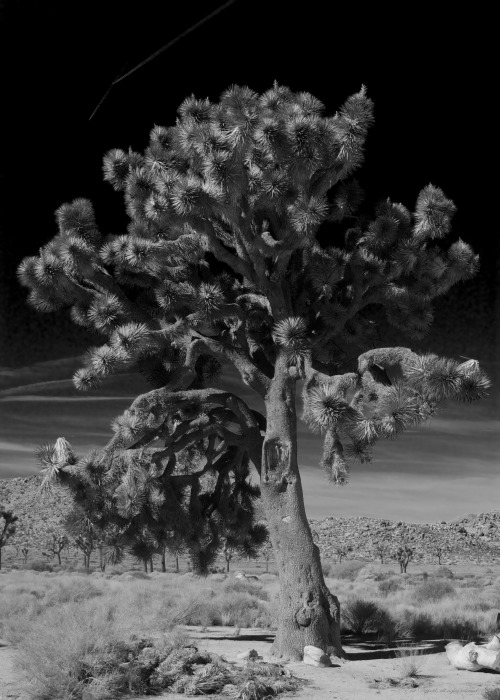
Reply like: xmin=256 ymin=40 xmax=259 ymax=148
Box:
xmin=344 ymin=637 xmax=445 ymax=661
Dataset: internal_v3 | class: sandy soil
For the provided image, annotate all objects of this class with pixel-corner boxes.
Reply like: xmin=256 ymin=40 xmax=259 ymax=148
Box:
xmin=2 ymin=628 xmax=500 ymax=700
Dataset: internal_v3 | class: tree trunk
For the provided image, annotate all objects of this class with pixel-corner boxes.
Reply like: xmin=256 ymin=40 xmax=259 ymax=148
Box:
xmin=260 ymin=356 xmax=344 ymax=661
xmin=226 ymin=558 xmax=230 ymax=573
xmin=149 ymin=558 xmax=154 ymax=572
xmin=175 ymin=554 xmax=179 ymax=573
xmin=57 ymin=552 xmax=61 ymax=566
xmin=161 ymin=548 xmax=166 ymax=573
xmin=0 ymin=547 xmax=2 ymax=570
xmin=265 ymin=559 xmax=269 ymax=573
xmin=143 ymin=560 xmax=148 ymax=573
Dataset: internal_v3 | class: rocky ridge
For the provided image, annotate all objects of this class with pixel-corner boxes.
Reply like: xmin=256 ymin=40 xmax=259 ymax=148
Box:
xmin=1 ymin=475 xmax=499 ymax=564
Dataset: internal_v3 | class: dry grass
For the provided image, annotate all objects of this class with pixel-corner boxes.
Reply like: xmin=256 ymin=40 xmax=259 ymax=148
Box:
xmin=394 ymin=643 xmax=427 ymax=677
xmin=2 ymin=562 xmax=500 ymax=698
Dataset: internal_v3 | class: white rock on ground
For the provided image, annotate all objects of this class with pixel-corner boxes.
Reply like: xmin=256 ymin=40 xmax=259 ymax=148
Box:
xmin=303 ymin=645 xmax=332 ymax=667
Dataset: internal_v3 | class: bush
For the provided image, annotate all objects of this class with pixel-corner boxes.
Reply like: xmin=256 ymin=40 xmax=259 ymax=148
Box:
xmin=356 ymin=564 xmax=388 ymax=582
xmin=332 ymin=561 xmax=366 ymax=581
xmin=412 ymin=579 xmax=456 ymax=604
xmin=375 ymin=609 xmax=413 ymax=646
xmin=342 ymin=598 xmax=382 ymax=634
xmin=435 ymin=566 xmax=454 ymax=579
xmin=378 ymin=577 xmax=403 ymax=596
xmin=27 ymin=560 xmax=54 ymax=572
xmin=321 ymin=560 xmax=332 ymax=577
xmin=222 ymin=578 xmax=269 ymax=601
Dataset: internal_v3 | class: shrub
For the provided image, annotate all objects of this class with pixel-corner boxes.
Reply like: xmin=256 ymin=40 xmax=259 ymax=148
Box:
xmin=27 ymin=560 xmax=54 ymax=572
xmin=412 ymin=579 xmax=456 ymax=604
xmin=395 ymin=643 xmax=426 ymax=677
xmin=332 ymin=561 xmax=366 ymax=581
xmin=219 ymin=592 xmax=272 ymax=629
xmin=356 ymin=564 xmax=388 ymax=582
xmin=342 ymin=598 xmax=382 ymax=634
xmin=379 ymin=577 xmax=403 ymax=596
xmin=222 ymin=578 xmax=269 ymax=601
xmin=321 ymin=560 xmax=332 ymax=577
xmin=375 ymin=609 xmax=413 ymax=646
xmin=435 ymin=566 xmax=454 ymax=579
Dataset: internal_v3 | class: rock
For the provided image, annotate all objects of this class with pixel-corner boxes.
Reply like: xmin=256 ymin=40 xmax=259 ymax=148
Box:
xmin=400 ymin=677 xmax=419 ymax=687
xmin=303 ymin=645 xmax=332 ymax=667
xmin=237 ymin=649 xmax=260 ymax=660
xmin=445 ymin=641 xmax=483 ymax=671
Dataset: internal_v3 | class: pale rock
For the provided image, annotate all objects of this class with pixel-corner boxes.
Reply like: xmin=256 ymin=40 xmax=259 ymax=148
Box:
xmin=303 ymin=645 xmax=332 ymax=667
xmin=445 ymin=641 xmax=484 ymax=671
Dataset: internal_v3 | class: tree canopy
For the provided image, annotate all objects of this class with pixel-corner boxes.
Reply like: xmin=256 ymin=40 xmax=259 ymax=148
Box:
xmin=22 ymin=83 xmax=490 ymax=577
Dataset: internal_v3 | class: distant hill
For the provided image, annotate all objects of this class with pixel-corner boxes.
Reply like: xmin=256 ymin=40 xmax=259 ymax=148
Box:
xmin=1 ymin=475 xmax=500 ymax=565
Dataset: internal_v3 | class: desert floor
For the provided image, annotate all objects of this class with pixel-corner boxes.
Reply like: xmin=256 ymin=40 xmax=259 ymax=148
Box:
xmin=2 ymin=626 xmax=500 ymax=700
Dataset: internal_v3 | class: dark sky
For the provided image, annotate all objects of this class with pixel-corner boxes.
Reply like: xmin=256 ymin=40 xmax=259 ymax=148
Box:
xmin=0 ymin=1 xmax=498 ymax=519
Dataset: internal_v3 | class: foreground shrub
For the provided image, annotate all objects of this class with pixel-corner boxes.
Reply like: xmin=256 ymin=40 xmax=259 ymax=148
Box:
xmin=483 ymin=687 xmax=500 ymax=700
xmin=10 ymin=599 xmax=299 ymax=700
xmin=342 ymin=598 xmax=382 ymax=634
xmin=412 ymin=579 xmax=456 ymax=604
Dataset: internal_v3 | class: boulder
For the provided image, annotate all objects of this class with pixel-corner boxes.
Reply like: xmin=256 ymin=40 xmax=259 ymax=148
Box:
xmin=445 ymin=641 xmax=482 ymax=671
xmin=446 ymin=639 xmax=500 ymax=672
xmin=303 ymin=645 xmax=332 ymax=667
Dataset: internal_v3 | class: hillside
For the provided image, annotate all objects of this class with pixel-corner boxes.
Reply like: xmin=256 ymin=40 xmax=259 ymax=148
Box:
xmin=1 ymin=475 xmax=500 ymax=564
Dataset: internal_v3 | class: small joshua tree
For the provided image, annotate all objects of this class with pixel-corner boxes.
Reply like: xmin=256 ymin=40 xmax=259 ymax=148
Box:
xmin=335 ymin=545 xmax=350 ymax=563
xmin=23 ymin=84 xmax=491 ymax=659
xmin=429 ymin=541 xmax=449 ymax=565
xmin=46 ymin=530 xmax=69 ymax=565
xmin=260 ymin=539 xmax=274 ymax=573
xmin=64 ymin=506 xmax=96 ymax=570
xmin=372 ymin=541 xmax=388 ymax=564
xmin=223 ymin=541 xmax=235 ymax=572
xmin=0 ymin=507 xmax=18 ymax=570
xmin=21 ymin=545 xmax=29 ymax=565
xmin=468 ymin=535 xmax=488 ymax=564
xmin=394 ymin=544 xmax=413 ymax=573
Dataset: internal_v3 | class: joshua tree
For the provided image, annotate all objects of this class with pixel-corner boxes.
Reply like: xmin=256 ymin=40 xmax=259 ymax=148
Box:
xmin=260 ymin=539 xmax=274 ymax=573
xmin=64 ymin=506 xmax=96 ymax=570
xmin=21 ymin=545 xmax=29 ymax=565
xmin=394 ymin=544 xmax=413 ymax=573
xmin=372 ymin=541 xmax=388 ymax=564
xmin=21 ymin=84 xmax=491 ymax=659
xmin=0 ymin=507 xmax=18 ymax=570
xmin=335 ymin=545 xmax=350 ymax=564
xmin=429 ymin=541 xmax=449 ymax=565
xmin=46 ymin=530 xmax=69 ymax=565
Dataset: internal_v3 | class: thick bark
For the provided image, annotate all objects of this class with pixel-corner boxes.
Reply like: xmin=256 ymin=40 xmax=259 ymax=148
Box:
xmin=161 ymin=548 xmax=166 ymax=573
xmin=260 ymin=356 xmax=344 ymax=661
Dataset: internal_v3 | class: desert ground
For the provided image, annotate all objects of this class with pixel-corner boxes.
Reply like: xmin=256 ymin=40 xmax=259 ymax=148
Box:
xmin=1 ymin=560 xmax=500 ymax=700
